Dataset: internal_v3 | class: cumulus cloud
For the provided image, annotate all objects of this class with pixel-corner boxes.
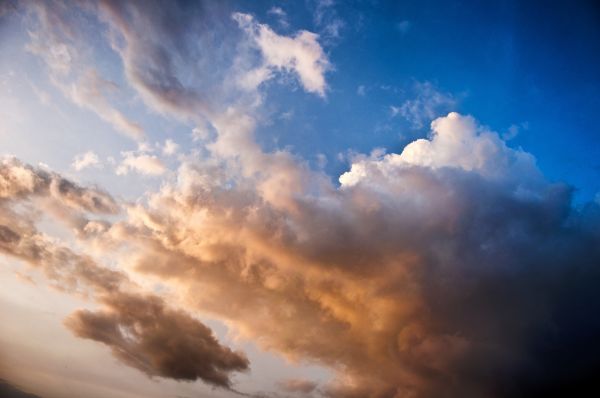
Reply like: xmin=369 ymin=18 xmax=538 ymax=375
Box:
xmin=7 ymin=3 xmax=600 ymax=398
xmin=341 ymin=112 xmax=539 ymax=185
xmin=234 ymin=13 xmax=330 ymax=96
xmin=72 ymin=151 xmax=101 ymax=171
xmin=77 ymin=112 xmax=600 ymax=398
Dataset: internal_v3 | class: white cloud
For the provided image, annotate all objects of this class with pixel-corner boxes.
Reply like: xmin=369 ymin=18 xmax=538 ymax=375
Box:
xmin=340 ymin=112 xmax=539 ymax=186
xmin=390 ymin=81 xmax=456 ymax=129
xmin=72 ymin=151 xmax=101 ymax=171
xmin=234 ymin=13 xmax=331 ymax=96
xmin=162 ymin=139 xmax=179 ymax=156
xmin=116 ymin=152 xmax=166 ymax=176
xmin=268 ymin=6 xmax=289 ymax=28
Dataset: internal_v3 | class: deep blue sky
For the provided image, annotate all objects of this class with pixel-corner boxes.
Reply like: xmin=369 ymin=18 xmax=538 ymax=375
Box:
xmin=236 ymin=0 xmax=600 ymax=202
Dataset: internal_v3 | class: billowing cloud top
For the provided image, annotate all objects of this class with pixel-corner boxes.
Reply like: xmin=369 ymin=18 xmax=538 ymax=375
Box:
xmin=1 ymin=2 xmax=600 ymax=398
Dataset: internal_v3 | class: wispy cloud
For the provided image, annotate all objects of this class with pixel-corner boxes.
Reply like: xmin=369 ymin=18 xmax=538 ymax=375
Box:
xmin=390 ymin=81 xmax=457 ymax=128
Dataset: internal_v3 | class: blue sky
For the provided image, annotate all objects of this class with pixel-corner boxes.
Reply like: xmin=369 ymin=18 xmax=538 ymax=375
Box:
xmin=1 ymin=1 xmax=600 ymax=398
xmin=232 ymin=0 xmax=600 ymax=202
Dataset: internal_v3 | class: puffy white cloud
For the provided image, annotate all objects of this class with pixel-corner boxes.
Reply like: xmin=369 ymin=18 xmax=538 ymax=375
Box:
xmin=234 ymin=13 xmax=330 ymax=96
xmin=116 ymin=152 xmax=166 ymax=176
xmin=341 ymin=112 xmax=539 ymax=186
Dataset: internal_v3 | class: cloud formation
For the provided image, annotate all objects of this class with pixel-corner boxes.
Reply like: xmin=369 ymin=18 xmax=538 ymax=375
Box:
xmin=26 ymin=2 xmax=144 ymax=140
xmin=0 ymin=158 xmax=249 ymax=389
xmin=116 ymin=151 xmax=166 ymax=176
xmin=234 ymin=13 xmax=330 ymax=96
xmin=5 ymin=2 xmax=600 ymax=397
xmin=390 ymin=81 xmax=457 ymax=129
xmin=72 ymin=151 xmax=101 ymax=171
xmin=79 ymin=112 xmax=600 ymax=398
xmin=66 ymin=291 xmax=249 ymax=386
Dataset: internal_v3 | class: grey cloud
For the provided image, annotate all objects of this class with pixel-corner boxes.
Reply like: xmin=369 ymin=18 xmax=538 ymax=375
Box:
xmin=65 ymin=291 xmax=249 ymax=387
xmin=96 ymin=0 xmax=219 ymax=121
xmin=0 ymin=158 xmax=250 ymax=389
xmin=0 ymin=380 xmax=43 ymax=398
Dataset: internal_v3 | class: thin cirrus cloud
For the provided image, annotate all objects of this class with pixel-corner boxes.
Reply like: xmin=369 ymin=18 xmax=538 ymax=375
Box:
xmin=2 ymin=2 xmax=600 ymax=398
xmin=390 ymin=81 xmax=457 ymax=129
xmin=25 ymin=2 xmax=145 ymax=141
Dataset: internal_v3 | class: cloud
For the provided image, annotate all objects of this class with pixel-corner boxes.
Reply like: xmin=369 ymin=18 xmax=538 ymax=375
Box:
xmin=79 ymin=112 xmax=600 ymax=398
xmin=63 ymin=70 xmax=144 ymax=140
xmin=312 ymin=0 xmax=345 ymax=42
xmin=65 ymin=291 xmax=249 ymax=387
xmin=1 ymin=157 xmax=118 ymax=214
xmin=116 ymin=152 xmax=166 ymax=176
xmin=0 ymin=380 xmax=42 ymax=398
xmin=234 ymin=13 xmax=330 ymax=96
xmin=341 ymin=112 xmax=539 ymax=185
xmin=278 ymin=378 xmax=318 ymax=394
xmin=162 ymin=139 xmax=179 ymax=156
xmin=7 ymin=3 xmax=600 ymax=397
xmin=0 ymin=159 xmax=249 ymax=389
xmin=268 ymin=6 xmax=289 ymax=29
xmin=390 ymin=81 xmax=457 ymax=129
xmin=25 ymin=2 xmax=144 ymax=141
xmin=72 ymin=151 xmax=101 ymax=171
xmin=95 ymin=0 xmax=217 ymax=121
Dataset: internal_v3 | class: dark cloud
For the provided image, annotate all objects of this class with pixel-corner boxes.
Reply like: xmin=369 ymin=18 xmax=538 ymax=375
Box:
xmin=66 ymin=291 xmax=249 ymax=387
xmin=95 ymin=0 xmax=225 ymax=121
xmin=0 ymin=380 xmax=43 ymax=398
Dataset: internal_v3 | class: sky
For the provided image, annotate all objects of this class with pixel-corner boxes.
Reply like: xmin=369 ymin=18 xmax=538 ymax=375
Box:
xmin=1 ymin=1 xmax=600 ymax=398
